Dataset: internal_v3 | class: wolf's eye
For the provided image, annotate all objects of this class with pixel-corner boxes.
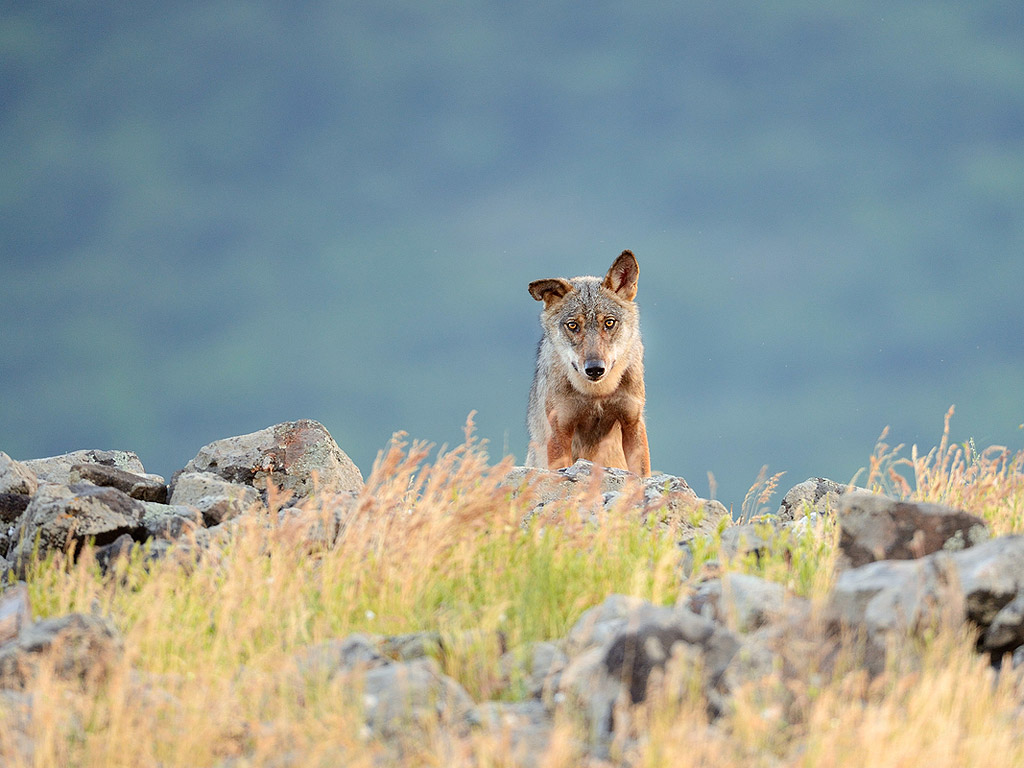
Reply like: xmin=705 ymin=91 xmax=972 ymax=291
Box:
xmin=565 ymin=320 xmax=580 ymax=333
xmin=604 ymin=317 xmax=617 ymax=329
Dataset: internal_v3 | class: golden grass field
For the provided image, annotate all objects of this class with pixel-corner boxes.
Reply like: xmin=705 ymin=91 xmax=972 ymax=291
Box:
xmin=3 ymin=409 xmax=1024 ymax=767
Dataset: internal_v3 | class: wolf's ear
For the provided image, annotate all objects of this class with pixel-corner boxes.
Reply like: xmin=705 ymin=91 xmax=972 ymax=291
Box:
xmin=529 ymin=278 xmax=574 ymax=308
xmin=603 ymin=250 xmax=639 ymax=301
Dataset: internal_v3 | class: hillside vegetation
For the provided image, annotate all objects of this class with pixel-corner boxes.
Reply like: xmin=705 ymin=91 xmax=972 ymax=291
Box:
xmin=3 ymin=412 xmax=1024 ymax=767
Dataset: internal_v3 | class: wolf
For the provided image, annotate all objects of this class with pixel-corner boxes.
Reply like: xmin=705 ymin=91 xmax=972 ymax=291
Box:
xmin=526 ymin=250 xmax=650 ymax=476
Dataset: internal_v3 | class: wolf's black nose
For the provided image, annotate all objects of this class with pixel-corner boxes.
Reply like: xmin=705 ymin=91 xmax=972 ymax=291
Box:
xmin=584 ymin=360 xmax=606 ymax=380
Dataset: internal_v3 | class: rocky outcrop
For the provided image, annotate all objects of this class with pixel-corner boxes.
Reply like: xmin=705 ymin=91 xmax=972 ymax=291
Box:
xmin=836 ymin=490 xmax=988 ymax=567
xmin=556 ymin=595 xmax=739 ymax=752
xmin=9 ymin=483 xmax=147 ymax=563
xmin=829 ymin=534 xmax=1024 ymax=661
xmin=0 ymin=453 xmax=38 ymax=497
xmin=4 ymin=434 xmax=1023 ymax=766
xmin=179 ymin=419 xmax=363 ymax=499
xmin=776 ymin=476 xmax=857 ymax=522
xmin=0 ymin=421 xmax=364 ymax=571
xmin=169 ymin=471 xmax=264 ymax=526
xmin=22 ymin=450 xmax=145 ymax=486
xmin=503 ymin=460 xmax=729 ymax=540
xmin=291 ymin=632 xmax=476 ymax=746
xmin=68 ymin=463 xmax=168 ymax=503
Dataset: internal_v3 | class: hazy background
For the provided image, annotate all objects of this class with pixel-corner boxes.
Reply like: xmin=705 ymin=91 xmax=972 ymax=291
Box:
xmin=2 ymin=1 xmax=1022 ymax=509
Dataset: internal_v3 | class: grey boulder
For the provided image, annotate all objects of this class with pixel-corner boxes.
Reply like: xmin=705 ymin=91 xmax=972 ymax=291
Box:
xmin=180 ymin=420 xmax=363 ymax=500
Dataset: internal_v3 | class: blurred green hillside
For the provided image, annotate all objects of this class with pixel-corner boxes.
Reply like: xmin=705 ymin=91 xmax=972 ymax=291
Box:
xmin=1 ymin=1 xmax=1022 ymax=506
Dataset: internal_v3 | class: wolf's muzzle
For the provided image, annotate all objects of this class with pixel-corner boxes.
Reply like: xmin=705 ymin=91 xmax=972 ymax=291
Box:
xmin=583 ymin=360 xmax=606 ymax=380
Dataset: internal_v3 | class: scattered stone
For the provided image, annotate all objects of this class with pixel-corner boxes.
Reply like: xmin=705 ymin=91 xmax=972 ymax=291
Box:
xmin=499 ymin=640 xmax=568 ymax=701
xmin=0 ymin=453 xmax=38 ymax=497
xmin=139 ymin=502 xmax=204 ymax=540
xmin=718 ymin=523 xmax=771 ymax=561
xmin=358 ymin=658 xmax=476 ymax=739
xmin=0 ymin=612 xmax=123 ymax=689
xmin=1 ymin=495 xmax=32 ymax=556
xmin=179 ymin=420 xmax=363 ymax=500
xmin=9 ymin=483 xmax=146 ymax=564
xmin=68 ymin=463 xmax=168 ymax=503
xmin=22 ymin=450 xmax=145 ymax=486
xmin=0 ymin=583 xmax=31 ymax=645
xmin=950 ymin=535 xmax=1024 ymax=657
xmin=0 ymin=494 xmax=31 ymax=525
xmin=92 ymin=532 xmax=157 ymax=572
xmin=563 ymin=594 xmax=649 ymax=658
xmin=777 ymin=477 xmax=856 ymax=522
xmin=504 ymin=460 xmax=728 ymax=541
xmin=557 ymin=596 xmax=739 ymax=749
xmin=838 ymin=490 xmax=988 ymax=568
xmin=275 ymin=499 xmax=357 ymax=552
xmin=379 ymin=631 xmax=445 ymax=661
xmin=829 ymin=535 xmax=1024 ymax=663
xmin=474 ymin=700 xmax=555 ymax=768
xmin=688 ymin=573 xmax=790 ymax=633
xmin=169 ymin=471 xmax=264 ymax=526
xmin=8 ymin=424 xmax=1024 ymax=764
xmin=294 ymin=634 xmax=386 ymax=680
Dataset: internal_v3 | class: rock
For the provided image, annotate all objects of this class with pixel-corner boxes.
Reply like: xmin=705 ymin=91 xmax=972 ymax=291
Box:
xmin=564 ymin=594 xmax=649 ymax=657
xmin=829 ymin=535 xmax=1024 ymax=663
xmin=776 ymin=477 xmax=856 ymax=522
xmin=951 ymin=536 xmax=1024 ymax=657
xmin=718 ymin=523 xmax=772 ymax=561
xmin=139 ymin=502 xmax=204 ymax=540
xmin=92 ymin=532 xmax=139 ymax=571
xmin=275 ymin=499 xmax=357 ymax=553
xmin=379 ymin=631 xmax=445 ymax=661
xmin=9 ymin=483 xmax=146 ymax=564
xmin=358 ymin=658 xmax=475 ymax=739
xmin=0 ymin=612 xmax=123 ymax=689
xmin=719 ymin=598 xmax=828 ymax=698
xmin=0 ymin=583 xmax=31 ymax=645
xmin=474 ymin=700 xmax=555 ymax=768
xmin=687 ymin=573 xmax=790 ymax=633
xmin=179 ymin=420 xmax=363 ymax=499
xmin=68 ymin=463 xmax=168 ymax=503
xmin=0 ymin=494 xmax=31 ymax=525
xmin=641 ymin=472 xmax=731 ymax=535
xmin=838 ymin=490 xmax=988 ymax=568
xmin=294 ymin=634 xmax=386 ymax=680
xmin=557 ymin=596 xmax=739 ymax=749
xmin=503 ymin=461 xmax=728 ymax=540
xmin=501 ymin=461 xmax=637 ymax=504
xmin=169 ymin=472 xmax=263 ymax=526
xmin=22 ymin=450 xmax=145 ymax=486
xmin=91 ymin=533 xmax=175 ymax=573
xmin=0 ymin=452 xmax=38 ymax=497
xmin=499 ymin=640 xmax=568 ymax=701
xmin=0 ymin=495 xmax=31 ymax=558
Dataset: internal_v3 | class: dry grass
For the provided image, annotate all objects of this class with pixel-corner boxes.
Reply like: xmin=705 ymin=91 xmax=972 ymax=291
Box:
xmin=862 ymin=406 xmax=1024 ymax=534
xmin=2 ymin=411 xmax=1023 ymax=766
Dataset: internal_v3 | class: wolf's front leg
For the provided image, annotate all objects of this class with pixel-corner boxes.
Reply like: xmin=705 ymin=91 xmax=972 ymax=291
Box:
xmin=545 ymin=411 xmax=574 ymax=470
xmin=621 ymin=418 xmax=651 ymax=477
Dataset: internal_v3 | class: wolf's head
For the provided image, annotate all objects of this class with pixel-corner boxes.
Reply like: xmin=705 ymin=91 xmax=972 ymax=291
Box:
xmin=529 ymin=250 xmax=642 ymax=395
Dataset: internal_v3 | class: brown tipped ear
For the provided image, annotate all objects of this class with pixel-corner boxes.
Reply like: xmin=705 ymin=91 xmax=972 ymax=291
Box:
xmin=529 ymin=278 xmax=574 ymax=308
xmin=603 ymin=250 xmax=639 ymax=300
